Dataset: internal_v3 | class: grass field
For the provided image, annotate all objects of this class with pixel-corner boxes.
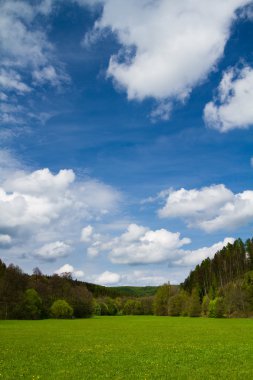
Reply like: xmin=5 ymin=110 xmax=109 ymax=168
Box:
xmin=0 ymin=316 xmax=253 ymax=379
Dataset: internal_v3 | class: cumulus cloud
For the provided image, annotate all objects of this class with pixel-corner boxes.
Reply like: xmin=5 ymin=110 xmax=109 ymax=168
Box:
xmin=0 ymin=168 xmax=120 ymax=231
xmin=204 ymin=66 xmax=253 ymax=132
xmin=82 ymin=0 xmax=250 ymax=116
xmin=83 ymin=223 xmax=234 ymax=269
xmin=159 ymin=185 xmax=234 ymax=219
xmin=0 ymin=169 xmax=75 ymax=230
xmin=93 ymin=269 xmax=171 ymax=286
xmin=158 ymin=185 xmax=253 ymax=232
xmin=175 ymin=238 xmax=235 ymax=266
xmin=199 ymin=191 xmax=253 ymax=232
xmin=34 ymin=241 xmax=71 ymax=261
xmin=80 ymin=225 xmax=94 ymax=242
xmin=3 ymin=168 xmax=75 ymax=195
xmin=82 ymin=223 xmax=191 ymax=264
xmin=54 ymin=263 xmax=84 ymax=278
xmin=120 ymin=270 xmax=170 ymax=286
xmin=94 ymin=270 xmax=121 ymax=285
xmin=0 ymin=150 xmax=121 ymax=261
xmin=0 ymin=234 xmax=12 ymax=245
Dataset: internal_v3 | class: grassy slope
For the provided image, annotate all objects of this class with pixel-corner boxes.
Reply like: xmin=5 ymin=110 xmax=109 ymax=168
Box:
xmin=1 ymin=317 xmax=253 ymax=379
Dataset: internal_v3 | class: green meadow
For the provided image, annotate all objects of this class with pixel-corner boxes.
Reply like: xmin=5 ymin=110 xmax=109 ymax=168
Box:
xmin=0 ymin=316 xmax=253 ymax=379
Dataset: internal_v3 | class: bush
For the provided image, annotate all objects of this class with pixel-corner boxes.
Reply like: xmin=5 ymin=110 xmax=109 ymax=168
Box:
xmin=104 ymin=297 xmax=118 ymax=315
xmin=92 ymin=300 xmax=101 ymax=315
xmin=99 ymin=302 xmax=109 ymax=315
xmin=168 ymin=291 xmax=188 ymax=316
xmin=201 ymin=295 xmax=210 ymax=317
xmin=208 ymin=297 xmax=225 ymax=318
xmin=50 ymin=300 xmax=73 ymax=319
xmin=153 ymin=283 xmax=176 ymax=316
xmin=123 ymin=299 xmax=142 ymax=315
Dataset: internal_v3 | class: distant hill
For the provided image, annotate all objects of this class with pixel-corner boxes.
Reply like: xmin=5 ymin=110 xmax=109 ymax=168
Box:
xmin=109 ymin=286 xmax=158 ymax=297
xmin=77 ymin=282 xmax=158 ymax=298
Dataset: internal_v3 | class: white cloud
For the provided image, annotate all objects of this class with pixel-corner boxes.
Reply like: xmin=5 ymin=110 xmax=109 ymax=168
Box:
xmin=83 ymin=223 xmax=191 ymax=264
xmin=204 ymin=66 xmax=253 ymax=132
xmin=0 ymin=103 xmax=26 ymax=125
xmin=82 ymin=0 xmax=250 ymax=116
xmin=83 ymin=223 xmax=235 ymax=270
xmin=80 ymin=225 xmax=94 ymax=242
xmin=92 ymin=269 xmax=171 ymax=286
xmin=159 ymin=185 xmax=234 ymax=219
xmin=32 ymin=65 xmax=70 ymax=87
xmin=175 ymin=237 xmax=235 ymax=266
xmin=54 ymin=263 xmax=84 ymax=278
xmin=0 ymin=149 xmax=23 ymax=170
xmin=94 ymin=270 xmax=121 ymax=285
xmin=0 ymin=69 xmax=31 ymax=93
xmin=0 ymin=169 xmax=75 ymax=229
xmin=0 ymin=0 xmax=69 ymax=125
xmin=150 ymin=101 xmax=172 ymax=122
xmin=199 ymin=191 xmax=253 ymax=232
xmin=121 ymin=270 xmax=170 ymax=286
xmin=158 ymin=185 xmax=253 ymax=232
xmin=0 ymin=168 xmax=120 ymax=231
xmin=0 ymin=0 xmax=52 ymax=69
xmin=0 ymin=234 xmax=12 ymax=245
xmin=238 ymin=3 xmax=253 ymax=19
xmin=0 ymin=150 xmax=121 ymax=260
xmin=4 ymin=168 xmax=75 ymax=195
xmin=35 ymin=241 xmax=71 ymax=261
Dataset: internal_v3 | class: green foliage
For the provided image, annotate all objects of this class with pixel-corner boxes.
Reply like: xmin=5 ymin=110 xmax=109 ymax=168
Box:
xmin=96 ymin=298 xmax=119 ymax=316
xmin=243 ymin=271 xmax=253 ymax=311
xmin=139 ymin=297 xmax=154 ymax=315
xmin=3 ymin=238 xmax=253 ymax=320
xmin=123 ymin=299 xmax=142 ymax=315
xmin=153 ymin=283 xmax=177 ymax=316
xmin=99 ymin=301 xmax=109 ymax=315
xmin=201 ymin=295 xmax=210 ymax=317
xmin=183 ymin=238 xmax=251 ymax=297
xmin=50 ymin=300 xmax=73 ymax=319
xmin=70 ymin=285 xmax=93 ymax=318
xmin=109 ymin=286 xmax=158 ymax=297
xmin=168 ymin=291 xmax=188 ymax=316
xmin=187 ymin=289 xmax=201 ymax=317
xmin=208 ymin=297 xmax=225 ymax=318
xmin=92 ymin=299 xmax=101 ymax=315
xmin=84 ymin=284 xmax=158 ymax=298
xmin=20 ymin=289 xmax=43 ymax=320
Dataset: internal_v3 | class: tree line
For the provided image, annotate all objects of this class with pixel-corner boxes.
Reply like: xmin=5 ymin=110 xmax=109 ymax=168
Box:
xmin=1 ymin=237 xmax=253 ymax=319
xmin=0 ymin=259 xmax=155 ymax=319
xmin=153 ymin=238 xmax=253 ymax=318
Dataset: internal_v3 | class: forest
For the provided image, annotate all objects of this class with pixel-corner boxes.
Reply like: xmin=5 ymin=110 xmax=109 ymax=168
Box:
xmin=1 ymin=237 xmax=253 ymax=319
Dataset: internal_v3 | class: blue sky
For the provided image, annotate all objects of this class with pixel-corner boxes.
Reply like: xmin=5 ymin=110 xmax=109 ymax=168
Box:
xmin=0 ymin=0 xmax=253 ymax=286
